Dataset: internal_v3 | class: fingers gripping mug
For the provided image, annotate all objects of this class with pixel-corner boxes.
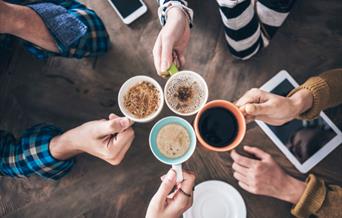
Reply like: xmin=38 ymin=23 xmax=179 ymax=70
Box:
xmin=149 ymin=116 xmax=196 ymax=182
xmin=164 ymin=64 xmax=208 ymax=117
xmin=194 ymin=100 xmax=246 ymax=152
xmin=118 ymin=76 xmax=164 ymax=123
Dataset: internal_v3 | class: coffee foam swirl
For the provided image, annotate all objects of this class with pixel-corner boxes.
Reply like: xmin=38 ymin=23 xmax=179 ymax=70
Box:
xmin=166 ymin=74 xmax=205 ymax=114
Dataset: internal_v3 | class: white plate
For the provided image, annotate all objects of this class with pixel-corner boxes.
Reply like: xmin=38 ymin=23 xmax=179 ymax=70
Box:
xmin=183 ymin=180 xmax=246 ymax=218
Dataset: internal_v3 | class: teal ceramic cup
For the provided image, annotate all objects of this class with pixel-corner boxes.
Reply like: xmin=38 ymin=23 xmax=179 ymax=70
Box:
xmin=149 ymin=116 xmax=196 ymax=182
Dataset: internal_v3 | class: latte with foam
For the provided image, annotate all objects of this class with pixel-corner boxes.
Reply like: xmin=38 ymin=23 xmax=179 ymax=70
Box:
xmin=156 ymin=124 xmax=190 ymax=159
xmin=165 ymin=73 xmax=206 ymax=114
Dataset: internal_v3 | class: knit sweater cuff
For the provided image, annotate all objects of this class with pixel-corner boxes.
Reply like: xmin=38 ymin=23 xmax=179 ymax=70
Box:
xmin=291 ymin=174 xmax=326 ymax=218
xmin=287 ymin=76 xmax=329 ymax=120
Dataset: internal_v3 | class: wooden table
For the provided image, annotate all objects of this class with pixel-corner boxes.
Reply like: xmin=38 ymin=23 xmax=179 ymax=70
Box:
xmin=0 ymin=0 xmax=341 ymax=217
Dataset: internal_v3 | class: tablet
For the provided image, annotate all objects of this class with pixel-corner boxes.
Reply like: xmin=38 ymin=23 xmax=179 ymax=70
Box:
xmin=256 ymin=70 xmax=342 ymax=173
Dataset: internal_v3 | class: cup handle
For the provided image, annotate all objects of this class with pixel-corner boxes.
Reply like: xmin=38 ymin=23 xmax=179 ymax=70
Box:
xmin=161 ymin=63 xmax=178 ymax=78
xmin=172 ymin=164 xmax=183 ymax=182
xmin=167 ymin=63 xmax=179 ymax=76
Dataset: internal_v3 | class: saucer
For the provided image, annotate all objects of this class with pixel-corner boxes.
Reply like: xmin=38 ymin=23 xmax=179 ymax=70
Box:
xmin=183 ymin=180 xmax=246 ymax=218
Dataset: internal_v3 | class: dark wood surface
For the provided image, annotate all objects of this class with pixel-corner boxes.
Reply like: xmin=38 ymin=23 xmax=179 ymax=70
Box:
xmin=0 ymin=0 xmax=341 ymax=217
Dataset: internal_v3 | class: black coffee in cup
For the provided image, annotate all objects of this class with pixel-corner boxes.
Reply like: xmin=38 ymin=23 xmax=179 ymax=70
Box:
xmin=198 ymin=107 xmax=238 ymax=147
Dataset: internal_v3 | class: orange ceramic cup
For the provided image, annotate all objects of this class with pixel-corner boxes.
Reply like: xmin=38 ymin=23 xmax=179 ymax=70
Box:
xmin=194 ymin=100 xmax=246 ymax=152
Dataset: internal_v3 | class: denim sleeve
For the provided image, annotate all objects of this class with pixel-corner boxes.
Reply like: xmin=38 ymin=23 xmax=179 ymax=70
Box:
xmin=27 ymin=2 xmax=88 ymax=53
xmin=0 ymin=124 xmax=74 ymax=180
xmin=23 ymin=0 xmax=109 ymax=59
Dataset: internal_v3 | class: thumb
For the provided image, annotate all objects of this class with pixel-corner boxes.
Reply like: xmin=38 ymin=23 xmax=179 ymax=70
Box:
xmin=153 ymin=169 xmax=177 ymax=203
xmin=97 ymin=118 xmax=131 ymax=136
xmin=245 ymin=103 xmax=270 ymax=116
xmin=160 ymin=40 xmax=173 ymax=73
xmin=108 ymin=113 xmax=118 ymax=120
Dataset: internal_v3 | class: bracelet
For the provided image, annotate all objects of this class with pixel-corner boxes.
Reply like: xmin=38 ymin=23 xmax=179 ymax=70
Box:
xmin=158 ymin=1 xmax=194 ymax=27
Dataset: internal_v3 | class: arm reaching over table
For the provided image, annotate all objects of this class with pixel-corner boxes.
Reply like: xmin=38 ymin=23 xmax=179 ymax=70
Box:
xmin=50 ymin=113 xmax=135 ymax=165
xmin=235 ymin=88 xmax=313 ymax=125
xmin=233 ymin=68 xmax=342 ymax=217
xmin=0 ymin=113 xmax=135 ymax=180
xmin=235 ymin=68 xmax=342 ymax=125
xmin=146 ymin=169 xmax=195 ymax=218
xmin=153 ymin=0 xmax=193 ymax=76
xmin=231 ymin=146 xmax=342 ymax=218
xmin=0 ymin=0 xmax=109 ymax=59
xmin=231 ymin=146 xmax=306 ymax=204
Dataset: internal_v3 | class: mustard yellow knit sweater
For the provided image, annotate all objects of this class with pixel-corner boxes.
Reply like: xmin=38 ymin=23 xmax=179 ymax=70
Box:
xmin=288 ymin=68 xmax=342 ymax=218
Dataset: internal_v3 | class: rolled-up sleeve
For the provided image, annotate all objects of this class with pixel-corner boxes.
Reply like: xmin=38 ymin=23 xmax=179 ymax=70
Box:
xmin=24 ymin=0 xmax=109 ymax=59
xmin=291 ymin=174 xmax=342 ymax=218
xmin=287 ymin=68 xmax=342 ymax=120
xmin=0 ymin=124 xmax=74 ymax=180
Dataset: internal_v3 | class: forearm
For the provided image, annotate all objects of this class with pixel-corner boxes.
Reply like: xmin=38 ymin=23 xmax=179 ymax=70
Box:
xmin=0 ymin=1 xmax=58 ymax=52
xmin=157 ymin=0 xmax=193 ymax=27
xmin=277 ymin=175 xmax=306 ymax=204
xmin=288 ymin=89 xmax=314 ymax=117
xmin=49 ymin=133 xmax=82 ymax=160
xmin=0 ymin=125 xmax=74 ymax=180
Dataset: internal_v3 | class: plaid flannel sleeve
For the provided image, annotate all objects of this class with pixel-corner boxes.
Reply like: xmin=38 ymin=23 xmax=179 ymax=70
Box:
xmin=23 ymin=0 xmax=109 ymax=59
xmin=156 ymin=0 xmax=193 ymax=27
xmin=0 ymin=124 xmax=74 ymax=180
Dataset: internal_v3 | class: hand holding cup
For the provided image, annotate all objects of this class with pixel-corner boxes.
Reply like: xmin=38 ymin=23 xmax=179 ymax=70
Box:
xmin=146 ymin=169 xmax=196 ymax=218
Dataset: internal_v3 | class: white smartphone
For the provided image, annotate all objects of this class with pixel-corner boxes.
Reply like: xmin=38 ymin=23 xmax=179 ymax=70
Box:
xmin=256 ymin=70 xmax=342 ymax=173
xmin=107 ymin=0 xmax=147 ymax=24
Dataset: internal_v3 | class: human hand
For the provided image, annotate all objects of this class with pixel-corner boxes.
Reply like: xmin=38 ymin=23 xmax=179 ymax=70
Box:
xmin=235 ymin=88 xmax=313 ymax=125
xmin=146 ymin=169 xmax=195 ymax=218
xmin=231 ymin=146 xmax=305 ymax=204
xmin=153 ymin=7 xmax=190 ymax=77
xmin=50 ymin=113 xmax=135 ymax=165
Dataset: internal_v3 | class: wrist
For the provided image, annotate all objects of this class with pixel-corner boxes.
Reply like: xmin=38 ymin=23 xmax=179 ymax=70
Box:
xmin=49 ymin=133 xmax=82 ymax=160
xmin=289 ymin=89 xmax=314 ymax=117
xmin=166 ymin=7 xmax=188 ymax=24
xmin=279 ymin=175 xmax=306 ymax=204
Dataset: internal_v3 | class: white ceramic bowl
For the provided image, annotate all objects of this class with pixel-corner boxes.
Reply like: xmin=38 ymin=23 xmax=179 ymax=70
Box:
xmin=118 ymin=75 xmax=164 ymax=123
xmin=164 ymin=71 xmax=208 ymax=116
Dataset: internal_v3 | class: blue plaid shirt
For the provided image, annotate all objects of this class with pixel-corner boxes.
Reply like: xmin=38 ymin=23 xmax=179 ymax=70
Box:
xmin=3 ymin=0 xmax=109 ymax=59
xmin=0 ymin=124 xmax=74 ymax=180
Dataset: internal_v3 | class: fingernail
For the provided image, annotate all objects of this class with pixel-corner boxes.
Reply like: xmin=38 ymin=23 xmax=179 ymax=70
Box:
xmin=120 ymin=118 xmax=130 ymax=128
xmin=166 ymin=169 xmax=176 ymax=182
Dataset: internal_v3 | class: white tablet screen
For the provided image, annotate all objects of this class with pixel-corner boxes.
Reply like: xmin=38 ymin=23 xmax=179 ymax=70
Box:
xmin=267 ymin=79 xmax=337 ymax=163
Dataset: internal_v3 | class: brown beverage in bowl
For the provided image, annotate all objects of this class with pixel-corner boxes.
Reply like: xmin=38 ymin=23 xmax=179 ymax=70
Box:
xmin=165 ymin=72 xmax=207 ymax=115
xmin=198 ymin=107 xmax=238 ymax=147
xmin=156 ymin=124 xmax=190 ymax=159
xmin=124 ymin=81 xmax=160 ymax=119
xmin=194 ymin=100 xmax=246 ymax=152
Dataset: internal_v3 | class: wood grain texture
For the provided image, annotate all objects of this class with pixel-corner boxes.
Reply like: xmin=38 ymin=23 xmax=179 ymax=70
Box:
xmin=0 ymin=0 xmax=341 ymax=217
